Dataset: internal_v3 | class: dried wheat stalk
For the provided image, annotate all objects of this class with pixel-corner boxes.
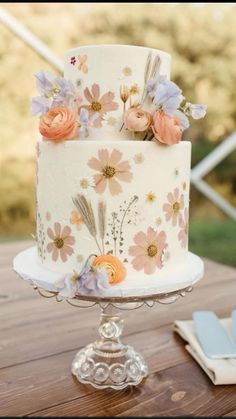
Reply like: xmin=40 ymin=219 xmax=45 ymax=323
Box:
xmin=98 ymin=200 xmax=106 ymax=253
xmin=72 ymin=194 xmax=102 ymax=254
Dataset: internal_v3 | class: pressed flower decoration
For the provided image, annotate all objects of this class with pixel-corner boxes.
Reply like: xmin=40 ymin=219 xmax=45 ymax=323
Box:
xmin=178 ymin=208 xmax=189 ymax=248
xmin=82 ymin=83 xmax=119 ymax=127
xmin=47 ymin=222 xmax=75 ymax=262
xmin=163 ymin=187 xmax=184 ymax=227
xmin=31 ymin=71 xmax=117 ymax=141
xmin=87 ymin=148 xmax=133 ymax=196
xmin=70 ymin=210 xmax=83 ymax=230
xmin=33 ymin=48 xmax=206 ymax=296
xmin=129 ymin=227 xmax=168 ymax=274
xmin=32 ymin=49 xmax=206 ymax=144
xmin=55 ymin=253 xmax=126 ymax=298
xmin=119 ymin=50 xmax=207 ymax=144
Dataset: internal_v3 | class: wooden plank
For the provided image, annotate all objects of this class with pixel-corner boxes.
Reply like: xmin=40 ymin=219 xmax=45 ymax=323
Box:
xmin=1 ymin=241 xmax=236 ymax=416
xmin=223 ymin=409 xmax=236 ymax=417
xmin=0 ymin=325 xmax=189 ymax=417
xmin=25 ymin=361 xmax=236 ymax=417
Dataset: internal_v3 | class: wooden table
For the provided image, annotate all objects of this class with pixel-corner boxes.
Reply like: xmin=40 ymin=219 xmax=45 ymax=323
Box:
xmin=1 ymin=240 xmax=236 ymax=417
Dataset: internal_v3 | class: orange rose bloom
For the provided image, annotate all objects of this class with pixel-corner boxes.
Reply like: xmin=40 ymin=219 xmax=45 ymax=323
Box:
xmin=39 ymin=107 xmax=78 ymax=141
xmin=152 ymin=110 xmax=182 ymax=145
xmin=92 ymin=254 xmax=126 ymax=285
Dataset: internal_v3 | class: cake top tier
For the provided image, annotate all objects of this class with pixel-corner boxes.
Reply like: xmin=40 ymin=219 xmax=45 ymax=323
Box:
xmin=64 ymin=44 xmax=171 ymax=141
xmin=32 ymin=44 xmax=207 ymax=145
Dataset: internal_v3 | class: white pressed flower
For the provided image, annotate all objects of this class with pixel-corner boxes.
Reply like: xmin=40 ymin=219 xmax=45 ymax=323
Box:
xmin=118 ymin=65 xmax=137 ymax=81
xmin=78 ymin=176 xmax=95 ymax=194
xmin=103 ymin=115 xmax=117 ymax=126
xmin=133 ymin=153 xmax=144 ymax=164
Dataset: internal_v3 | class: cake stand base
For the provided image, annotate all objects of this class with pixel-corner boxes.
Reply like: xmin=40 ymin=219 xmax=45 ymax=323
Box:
xmin=71 ymin=305 xmax=148 ymax=390
xmin=13 ymin=246 xmax=202 ymax=390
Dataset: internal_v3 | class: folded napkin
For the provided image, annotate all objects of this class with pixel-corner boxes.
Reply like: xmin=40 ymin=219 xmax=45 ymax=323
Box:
xmin=174 ymin=318 xmax=236 ymax=385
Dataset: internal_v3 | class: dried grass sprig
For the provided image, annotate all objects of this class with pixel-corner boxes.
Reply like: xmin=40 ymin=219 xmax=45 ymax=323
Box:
xmin=140 ymin=50 xmax=152 ymax=105
xmin=144 ymin=49 xmax=152 ymax=85
xmin=98 ymin=200 xmax=106 ymax=253
xmin=141 ymin=51 xmax=161 ymax=106
xmin=150 ymin=54 xmax=161 ymax=79
xmin=72 ymin=194 xmax=102 ymax=254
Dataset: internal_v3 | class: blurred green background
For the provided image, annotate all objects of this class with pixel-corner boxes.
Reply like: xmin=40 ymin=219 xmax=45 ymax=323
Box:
xmin=0 ymin=3 xmax=235 ymax=266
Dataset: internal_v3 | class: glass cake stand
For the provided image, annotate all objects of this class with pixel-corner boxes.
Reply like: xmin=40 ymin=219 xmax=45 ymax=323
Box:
xmin=13 ymin=246 xmax=202 ymax=390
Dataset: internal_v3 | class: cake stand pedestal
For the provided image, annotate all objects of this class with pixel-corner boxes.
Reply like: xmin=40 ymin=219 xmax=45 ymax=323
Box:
xmin=13 ymin=246 xmax=201 ymax=390
xmin=68 ymin=289 xmax=193 ymax=390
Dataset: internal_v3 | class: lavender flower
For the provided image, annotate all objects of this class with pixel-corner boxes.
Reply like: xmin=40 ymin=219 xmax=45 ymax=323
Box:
xmin=51 ymin=77 xmax=77 ymax=108
xmin=151 ymin=76 xmax=184 ymax=116
xmin=77 ymin=264 xmax=110 ymax=295
xmin=32 ymin=70 xmax=78 ymax=112
xmin=35 ymin=70 xmax=55 ymax=96
xmin=55 ymin=271 xmax=79 ymax=299
xmin=146 ymin=76 xmax=162 ymax=98
xmin=185 ymin=102 xmax=207 ymax=119
xmin=77 ymin=108 xmax=99 ymax=139
xmin=30 ymin=96 xmax=51 ymax=116
xmin=175 ymin=109 xmax=190 ymax=130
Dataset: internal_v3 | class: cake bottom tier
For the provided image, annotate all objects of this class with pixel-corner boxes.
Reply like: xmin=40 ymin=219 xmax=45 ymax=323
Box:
xmin=14 ymin=246 xmax=204 ymax=297
xmin=36 ymin=140 xmax=192 ymax=295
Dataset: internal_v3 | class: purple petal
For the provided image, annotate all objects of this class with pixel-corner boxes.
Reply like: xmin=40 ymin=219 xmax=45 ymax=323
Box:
xmin=153 ymin=78 xmax=184 ymax=115
xmin=174 ymin=110 xmax=190 ymax=130
xmin=30 ymin=96 xmax=51 ymax=116
xmin=187 ymin=103 xmax=207 ymax=119
xmin=79 ymin=108 xmax=89 ymax=124
xmin=162 ymin=95 xmax=184 ymax=116
xmin=34 ymin=70 xmax=54 ymax=94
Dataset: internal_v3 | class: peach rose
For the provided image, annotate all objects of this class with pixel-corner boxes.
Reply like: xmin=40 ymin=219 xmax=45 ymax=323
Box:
xmin=124 ymin=107 xmax=152 ymax=132
xmin=92 ymin=254 xmax=126 ymax=285
xmin=39 ymin=107 xmax=78 ymax=141
xmin=152 ymin=110 xmax=182 ymax=145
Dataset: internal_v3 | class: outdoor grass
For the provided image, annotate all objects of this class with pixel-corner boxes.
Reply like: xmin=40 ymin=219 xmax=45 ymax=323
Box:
xmin=189 ymin=218 xmax=236 ymax=268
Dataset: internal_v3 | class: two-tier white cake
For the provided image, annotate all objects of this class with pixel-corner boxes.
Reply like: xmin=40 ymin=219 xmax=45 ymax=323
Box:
xmin=32 ymin=45 xmax=205 ymax=297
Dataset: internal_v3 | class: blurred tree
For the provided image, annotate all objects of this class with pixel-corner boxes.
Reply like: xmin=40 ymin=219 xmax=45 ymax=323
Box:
xmin=0 ymin=3 xmax=236 ymax=234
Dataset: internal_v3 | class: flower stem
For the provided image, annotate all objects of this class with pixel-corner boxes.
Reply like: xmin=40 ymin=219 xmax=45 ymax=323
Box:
xmin=119 ymin=122 xmax=124 ymax=132
xmin=147 ymin=133 xmax=154 ymax=141
xmin=119 ymin=196 xmax=138 ymax=252
xmin=114 ymin=238 xmax=117 ymax=256
xmin=95 ymin=236 xmax=102 ymax=255
xmin=142 ymin=131 xmax=149 ymax=141
xmin=119 ymin=103 xmax=126 ymax=132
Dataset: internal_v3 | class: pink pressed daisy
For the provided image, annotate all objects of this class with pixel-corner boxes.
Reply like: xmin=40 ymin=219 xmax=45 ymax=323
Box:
xmin=88 ymin=148 xmax=133 ymax=196
xmin=83 ymin=83 xmax=118 ymax=127
xmin=163 ymin=187 xmax=184 ymax=227
xmin=178 ymin=208 xmax=189 ymax=248
xmin=129 ymin=227 xmax=168 ymax=274
xmin=47 ymin=222 xmax=75 ymax=262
